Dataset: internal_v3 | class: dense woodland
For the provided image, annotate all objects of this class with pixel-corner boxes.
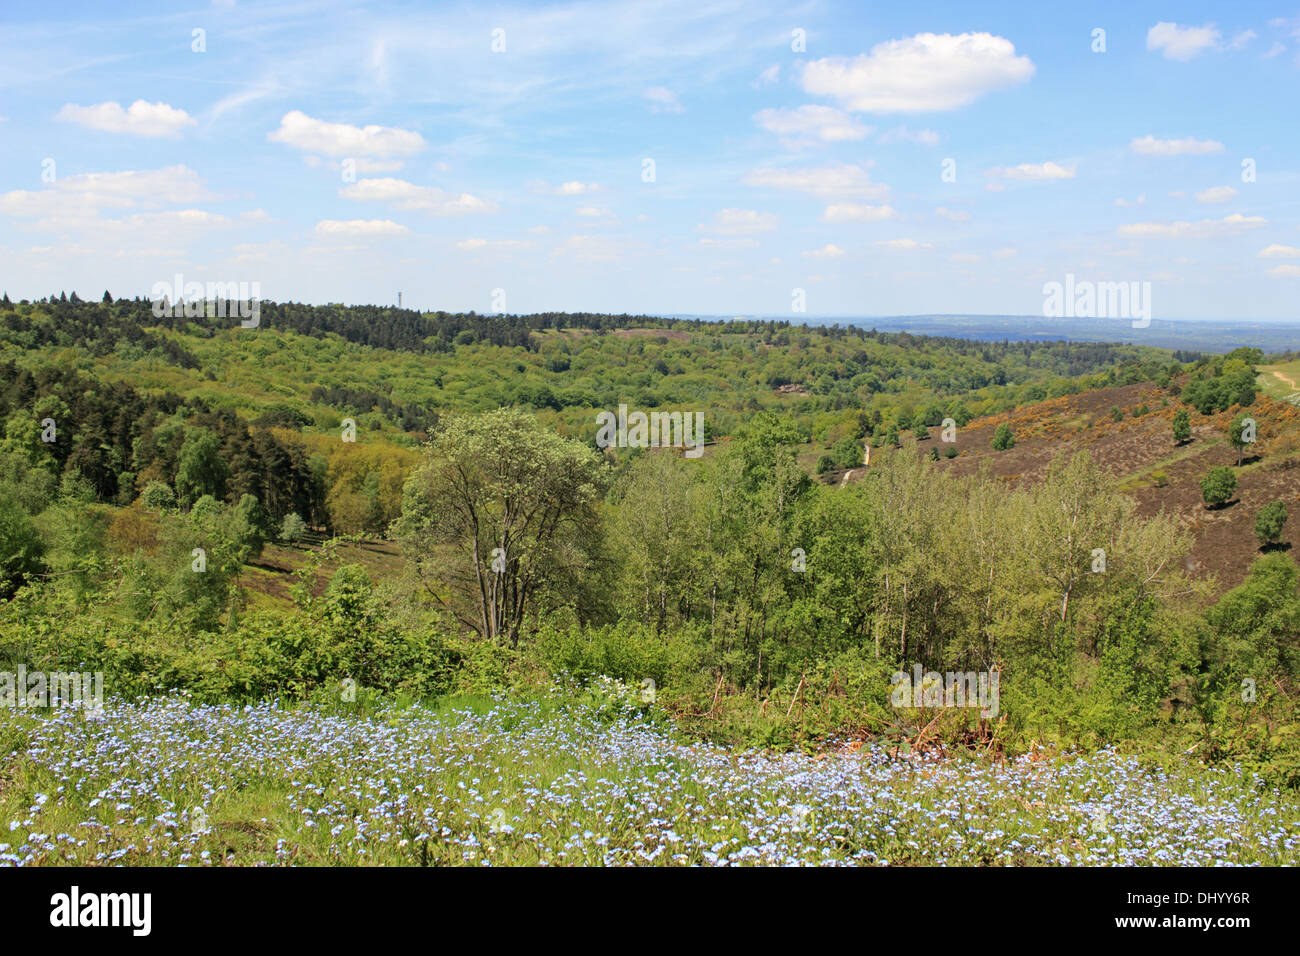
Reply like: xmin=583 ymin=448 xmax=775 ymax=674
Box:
xmin=0 ymin=296 xmax=1294 ymax=787
xmin=0 ymin=293 xmax=1180 ymax=536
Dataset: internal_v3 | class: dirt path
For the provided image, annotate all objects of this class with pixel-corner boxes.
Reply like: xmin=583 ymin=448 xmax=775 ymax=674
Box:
xmin=1270 ymin=369 xmax=1299 ymax=391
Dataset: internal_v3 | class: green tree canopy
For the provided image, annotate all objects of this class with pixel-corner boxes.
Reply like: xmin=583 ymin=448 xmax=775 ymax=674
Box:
xmin=1201 ymin=467 xmax=1237 ymax=508
xmin=394 ymin=407 xmax=606 ymax=646
xmin=175 ymin=428 xmax=230 ymax=507
xmin=1255 ymin=501 xmax=1288 ymax=549
xmin=991 ymin=423 xmax=1015 ymax=451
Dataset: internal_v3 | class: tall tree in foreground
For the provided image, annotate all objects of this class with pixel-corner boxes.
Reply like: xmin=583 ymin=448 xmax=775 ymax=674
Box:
xmin=1172 ymin=409 xmax=1191 ymax=445
xmin=393 ymin=408 xmax=605 ymax=646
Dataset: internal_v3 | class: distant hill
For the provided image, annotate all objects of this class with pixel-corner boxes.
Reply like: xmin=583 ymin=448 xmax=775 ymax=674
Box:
xmin=670 ymin=314 xmax=1300 ymax=354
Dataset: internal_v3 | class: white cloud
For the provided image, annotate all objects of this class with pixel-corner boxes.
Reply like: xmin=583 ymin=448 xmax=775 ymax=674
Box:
xmin=993 ymin=247 xmax=1017 ymax=258
xmin=0 ymin=166 xmax=214 ymax=220
xmin=1229 ymin=30 xmax=1257 ymax=50
xmin=697 ymin=208 xmax=778 ymax=235
xmin=697 ymin=238 xmax=760 ymax=249
xmin=1117 ymin=213 xmax=1266 ymax=239
xmin=240 ymin=209 xmax=272 ymax=222
xmin=644 ymin=87 xmax=684 ymax=113
xmin=26 ymin=209 xmax=233 ymax=252
xmin=753 ymin=105 xmax=871 ymax=146
xmin=803 ymin=243 xmax=845 ymax=258
xmin=934 ymin=206 xmax=970 ymax=222
xmin=875 ymin=239 xmax=931 ymax=251
xmin=1195 ymin=185 xmax=1238 ymax=204
xmin=1115 ymin=195 xmax=1147 ymax=208
xmin=56 ymin=100 xmax=195 ymax=138
xmin=800 ymin=32 xmax=1034 ymax=112
xmin=119 ymin=209 xmax=230 ymax=230
xmin=1262 ymin=42 xmax=1286 ymax=59
xmin=742 ymin=163 xmax=888 ymax=199
xmin=985 ymin=161 xmax=1075 ymax=181
xmin=822 ymin=203 xmax=897 ymax=223
xmin=62 ymin=166 xmax=213 ymax=206
xmin=1146 ymin=22 xmax=1222 ymax=61
xmin=753 ymin=65 xmax=780 ymax=88
xmin=1267 ymin=264 xmax=1300 ymax=277
xmin=950 ymin=252 xmax=981 ymax=263
xmin=1131 ymin=135 xmax=1224 ymax=156
xmin=340 ymin=178 xmax=495 ymax=215
xmin=268 ymin=110 xmax=426 ymax=157
xmin=877 ymin=125 xmax=940 ymax=146
xmin=575 ymin=205 xmax=614 ymax=218
xmin=1259 ymin=244 xmax=1300 ymax=258
xmin=314 ymin=219 xmax=411 ymax=238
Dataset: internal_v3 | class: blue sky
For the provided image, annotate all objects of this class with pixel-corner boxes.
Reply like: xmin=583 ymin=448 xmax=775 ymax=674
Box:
xmin=1 ymin=0 xmax=1298 ymax=320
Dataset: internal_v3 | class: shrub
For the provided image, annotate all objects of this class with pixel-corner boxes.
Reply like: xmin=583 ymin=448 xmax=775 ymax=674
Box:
xmin=528 ymin=619 xmax=709 ymax=700
xmin=830 ymin=436 xmax=862 ymax=470
xmin=991 ymin=423 xmax=1015 ymax=451
xmin=1255 ymin=501 xmax=1288 ymax=548
xmin=280 ymin=512 xmax=307 ymax=543
xmin=1201 ymin=467 xmax=1237 ymax=508
xmin=1181 ymin=366 xmax=1257 ymax=414
xmin=141 ymin=480 xmax=176 ymax=512
xmin=0 ymin=491 xmax=44 ymax=598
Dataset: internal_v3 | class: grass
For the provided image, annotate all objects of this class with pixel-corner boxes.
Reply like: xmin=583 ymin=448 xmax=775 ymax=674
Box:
xmin=1258 ymin=362 xmax=1300 ymax=402
xmin=3 ymin=687 xmax=1298 ymax=867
